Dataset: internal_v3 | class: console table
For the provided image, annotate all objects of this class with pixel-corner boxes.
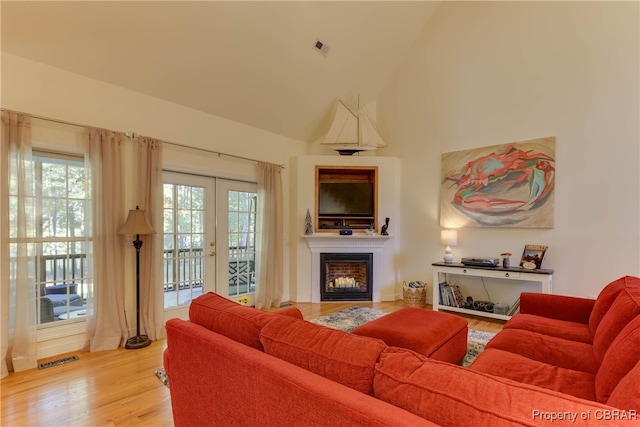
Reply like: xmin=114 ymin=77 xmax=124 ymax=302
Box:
xmin=432 ymin=262 xmax=554 ymax=321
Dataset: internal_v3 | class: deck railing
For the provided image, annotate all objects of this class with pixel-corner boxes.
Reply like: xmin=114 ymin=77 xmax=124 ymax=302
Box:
xmin=38 ymin=248 xmax=256 ymax=294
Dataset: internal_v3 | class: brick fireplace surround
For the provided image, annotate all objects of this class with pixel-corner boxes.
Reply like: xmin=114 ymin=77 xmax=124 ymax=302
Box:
xmin=320 ymin=252 xmax=373 ymax=301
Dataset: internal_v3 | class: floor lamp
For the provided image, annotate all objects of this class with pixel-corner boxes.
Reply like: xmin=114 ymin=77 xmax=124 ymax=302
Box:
xmin=118 ymin=206 xmax=155 ymax=349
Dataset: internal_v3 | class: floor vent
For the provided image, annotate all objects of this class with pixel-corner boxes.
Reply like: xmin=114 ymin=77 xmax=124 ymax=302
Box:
xmin=38 ymin=355 xmax=79 ymax=370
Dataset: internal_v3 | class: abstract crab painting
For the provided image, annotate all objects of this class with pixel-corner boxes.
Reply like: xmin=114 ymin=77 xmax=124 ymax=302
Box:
xmin=440 ymin=137 xmax=556 ymax=228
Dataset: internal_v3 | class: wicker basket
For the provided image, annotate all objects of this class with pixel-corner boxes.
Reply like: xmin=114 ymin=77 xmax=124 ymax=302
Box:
xmin=402 ymin=281 xmax=427 ymax=308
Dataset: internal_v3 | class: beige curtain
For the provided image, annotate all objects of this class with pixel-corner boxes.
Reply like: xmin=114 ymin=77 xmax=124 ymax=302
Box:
xmin=135 ymin=136 xmax=164 ymax=341
xmin=85 ymin=127 xmax=129 ymax=351
xmin=1 ymin=110 xmax=38 ymax=375
xmin=255 ymin=162 xmax=284 ymax=309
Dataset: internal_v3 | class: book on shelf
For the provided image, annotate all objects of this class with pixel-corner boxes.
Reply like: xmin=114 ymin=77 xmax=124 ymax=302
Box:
xmin=439 ymin=282 xmax=451 ymax=306
xmin=439 ymin=282 xmax=466 ymax=308
xmin=452 ymin=284 xmax=465 ymax=308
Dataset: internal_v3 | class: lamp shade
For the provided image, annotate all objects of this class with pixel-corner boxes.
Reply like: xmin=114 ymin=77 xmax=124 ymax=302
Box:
xmin=440 ymin=229 xmax=458 ymax=247
xmin=118 ymin=206 xmax=155 ymax=235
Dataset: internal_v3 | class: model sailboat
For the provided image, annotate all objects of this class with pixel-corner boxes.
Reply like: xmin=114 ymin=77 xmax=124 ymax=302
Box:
xmin=321 ymin=96 xmax=387 ymax=155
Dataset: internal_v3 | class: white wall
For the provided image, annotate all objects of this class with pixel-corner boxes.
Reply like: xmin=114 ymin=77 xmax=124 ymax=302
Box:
xmin=2 ymin=53 xmax=308 ymax=357
xmin=378 ymin=1 xmax=640 ymax=299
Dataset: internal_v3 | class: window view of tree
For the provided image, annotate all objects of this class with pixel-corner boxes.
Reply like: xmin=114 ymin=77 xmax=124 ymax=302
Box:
xmin=30 ymin=154 xmax=89 ymax=324
xmin=162 ymin=178 xmax=257 ymax=308
xmin=227 ymin=190 xmax=256 ymax=297
xmin=163 ymin=183 xmax=205 ymax=307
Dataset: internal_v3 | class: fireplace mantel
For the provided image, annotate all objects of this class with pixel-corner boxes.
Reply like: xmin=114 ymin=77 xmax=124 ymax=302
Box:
xmin=303 ymin=233 xmax=391 ymax=303
xmin=302 ymin=233 xmax=389 ymax=250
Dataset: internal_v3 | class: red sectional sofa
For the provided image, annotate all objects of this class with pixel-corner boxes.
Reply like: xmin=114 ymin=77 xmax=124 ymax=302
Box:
xmin=164 ymin=281 xmax=640 ymax=427
xmin=470 ymin=275 xmax=640 ymax=409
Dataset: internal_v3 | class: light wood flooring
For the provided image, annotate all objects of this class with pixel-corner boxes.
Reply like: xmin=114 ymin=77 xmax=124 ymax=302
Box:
xmin=1 ymin=301 xmax=504 ymax=426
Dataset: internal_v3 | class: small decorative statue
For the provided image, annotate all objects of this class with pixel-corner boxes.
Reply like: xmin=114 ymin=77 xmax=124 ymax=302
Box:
xmin=304 ymin=209 xmax=313 ymax=235
xmin=380 ymin=217 xmax=390 ymax=235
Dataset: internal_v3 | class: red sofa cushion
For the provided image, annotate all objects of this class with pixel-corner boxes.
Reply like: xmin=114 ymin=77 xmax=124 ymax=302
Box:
xmin=520 ymin=292 xmax=595 ymax=324
xmin=470 ymin=348 xmax=596 ymax=401
xmin=485 ymin=328 xmax=598 ymax=373
xmin=189 ymin=292 xmax=302 ymax=351
xmin=607 ymin=360 xmax=640 ymax=411
xmin=374 ymin=347 xmax=614 ymax=426
xmin=589 ymin=276 xmax=640 ymax=335
xmin=592 ymin=287 xmax=640 ymax=363
xmin=595 ymin=315 xmax=640 ymax=403
xmin=260 ymin=315 xmax=387 ymax=395
xmin=503 ymin=313 xmax=593 ymax=343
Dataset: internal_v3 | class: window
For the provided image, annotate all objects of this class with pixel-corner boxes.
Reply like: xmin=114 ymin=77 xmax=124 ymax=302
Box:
xmin=227 ymin=190 xmax=256 ymax=297
xmin=28 ymin=153 xmax=89 ymax=325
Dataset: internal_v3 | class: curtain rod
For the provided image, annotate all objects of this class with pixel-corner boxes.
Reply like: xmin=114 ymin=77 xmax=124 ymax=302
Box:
xmin=3 ymin=109 xmax=285 ymax=169
xmin=161 ymin=140 xmax=285 ymax=169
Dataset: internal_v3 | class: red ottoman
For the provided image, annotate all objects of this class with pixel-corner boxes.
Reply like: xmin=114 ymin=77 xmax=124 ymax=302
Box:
xmin=352 ymin=307 xmax=468 ymax=364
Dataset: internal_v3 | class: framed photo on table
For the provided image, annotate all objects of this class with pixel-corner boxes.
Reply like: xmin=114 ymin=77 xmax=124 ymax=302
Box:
xmin=520 ymin=244 xmax=547 ymax=269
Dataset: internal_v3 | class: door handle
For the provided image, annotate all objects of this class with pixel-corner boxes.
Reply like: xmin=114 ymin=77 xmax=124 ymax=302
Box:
xmin=209 ymin=251 xmax=216 ymax=257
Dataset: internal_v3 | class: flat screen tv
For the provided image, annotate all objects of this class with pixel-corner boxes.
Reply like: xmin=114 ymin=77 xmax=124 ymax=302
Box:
xmin=318 ymin=182 xmax=374 ymax=216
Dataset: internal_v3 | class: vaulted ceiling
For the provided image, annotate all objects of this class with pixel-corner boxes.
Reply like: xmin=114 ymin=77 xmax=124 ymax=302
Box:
xmin=1 ymin=1 xmax=440 ymax=142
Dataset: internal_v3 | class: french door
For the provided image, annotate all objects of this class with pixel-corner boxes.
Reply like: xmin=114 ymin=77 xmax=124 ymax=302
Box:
xmin=216 ymin=179 xmax=258 ymax=306
xmin=162 ymin=172 xmax=257 ymax=321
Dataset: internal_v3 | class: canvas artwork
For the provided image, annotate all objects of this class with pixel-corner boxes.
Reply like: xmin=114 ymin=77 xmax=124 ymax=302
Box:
xmin=440 ymin=137 xmax=556 ymax=228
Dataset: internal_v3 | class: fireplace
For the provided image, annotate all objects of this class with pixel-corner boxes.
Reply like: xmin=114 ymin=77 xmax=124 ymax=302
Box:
xmin=303 ymin=233 xmax=389 ymax=303
xmin=320 ymin=253 xmax=373 ymax=301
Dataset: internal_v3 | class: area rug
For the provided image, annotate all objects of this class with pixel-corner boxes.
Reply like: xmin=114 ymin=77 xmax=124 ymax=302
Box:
xmin=309 ymin=306 xmax=389 ymax=333
xmin=154 ymin=307 xmax=496 ymax=386
xmin=462 ymin=328 xmax=496 ymax=368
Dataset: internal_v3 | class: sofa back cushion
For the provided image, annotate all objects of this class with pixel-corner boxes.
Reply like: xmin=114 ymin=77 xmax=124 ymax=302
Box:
xmin=260 ymin=315 xmax=387 ymax=395
xmin=590 ymin=276 xmax=640 ymax=335
xmin=595 ymin=315 xmax=640 ymax=403
xmin=606 ymin=359 xmax=640 ymax=411
xmin=189 ymin=292 xmax=302 ymax=351
xmin=592 ymin=287 xmax=640 ymax=363
xmin=374 ymin=347 xmax=615 ymax=426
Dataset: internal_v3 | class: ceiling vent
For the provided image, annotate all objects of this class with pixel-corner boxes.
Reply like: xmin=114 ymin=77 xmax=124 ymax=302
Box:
xmin=313 ymin=39 xmax=330 ymax=56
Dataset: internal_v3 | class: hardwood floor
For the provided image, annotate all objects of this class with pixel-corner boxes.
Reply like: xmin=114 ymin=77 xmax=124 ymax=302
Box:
xmin=1 ymin=301 xmax=504 ymax=426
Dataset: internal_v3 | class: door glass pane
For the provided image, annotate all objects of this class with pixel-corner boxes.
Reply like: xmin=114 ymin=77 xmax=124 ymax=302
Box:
xmin=163 ymin=183 xmax=205 ymax=308
xmin=227 ymin=190 xmax=257 ymax=297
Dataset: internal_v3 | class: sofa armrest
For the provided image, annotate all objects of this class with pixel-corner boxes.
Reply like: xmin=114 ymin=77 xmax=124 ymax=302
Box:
xmin=520 ymin=292 xmax=595 ymax=324
xmin=273 ymin=305 xmax=303 ymax=319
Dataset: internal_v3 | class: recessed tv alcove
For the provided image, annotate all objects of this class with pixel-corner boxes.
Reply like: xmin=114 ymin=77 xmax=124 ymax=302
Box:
xmin=315 ymin=166 xmax=378 ymax=232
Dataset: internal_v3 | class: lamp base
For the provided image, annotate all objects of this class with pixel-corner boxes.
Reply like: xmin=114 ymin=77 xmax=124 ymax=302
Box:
xmin=443 ymin=246 xmax=454 ymax=264
xmin=125 ymin=335 xmax=151 ymax=350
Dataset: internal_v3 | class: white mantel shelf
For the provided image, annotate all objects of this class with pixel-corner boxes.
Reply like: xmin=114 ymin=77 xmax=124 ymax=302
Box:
xmin=302 ymin=233 xmax=390 ymax=249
